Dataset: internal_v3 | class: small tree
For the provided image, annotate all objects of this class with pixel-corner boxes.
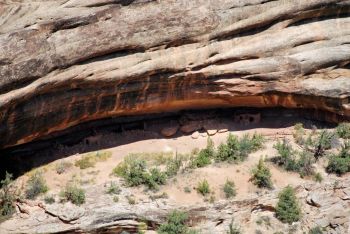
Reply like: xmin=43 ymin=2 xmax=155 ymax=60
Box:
xmin=226 ymin=133 xmax=240 ymax=162
xmin=275 ymin=186 xmax=301 ymax=224
xmin=0 ymin=172 xmax=17 ymax=219
xmin=251 ymin=159 xmax=273 ymax=189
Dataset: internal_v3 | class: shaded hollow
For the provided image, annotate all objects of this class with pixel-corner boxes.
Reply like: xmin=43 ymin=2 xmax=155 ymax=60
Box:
xmin=0 ymin=107 xmax=337 ymax=180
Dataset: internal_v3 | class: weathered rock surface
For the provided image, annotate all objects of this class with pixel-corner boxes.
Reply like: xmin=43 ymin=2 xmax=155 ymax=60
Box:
xmin=0 ymin=0 xmax=350 ymax=149
xmin=1 ymin=176 xmax=349 ymax=233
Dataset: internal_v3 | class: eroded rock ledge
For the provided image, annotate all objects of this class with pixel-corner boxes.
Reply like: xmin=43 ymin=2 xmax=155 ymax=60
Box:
xmin=0 ymin=0 xmax=350 ymax=149
xmin=1 ymin=177 xmax=349 ymax=233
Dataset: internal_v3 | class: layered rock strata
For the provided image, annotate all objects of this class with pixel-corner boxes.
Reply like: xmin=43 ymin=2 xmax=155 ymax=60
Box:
xmin=0 ymin=0 xmax=350 ymax=149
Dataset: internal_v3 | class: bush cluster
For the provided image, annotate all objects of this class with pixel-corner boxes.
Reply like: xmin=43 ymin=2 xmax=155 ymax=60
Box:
xmin=158 ymin=210 xmax=197 ymax=234
xmin=196 ymin=179 xmax=210 ymax=196
xmin=166 ymin=153 xmax=184 ymax=177
xmin=326 ymin=141 xmax=350 ymax=175
xmin=0 ymin=172 xmax=17 ymax=221
xmin=336 ymin=123 xmax=350 ymax=139
xmin=313 ymin=130 xmax=336 ymax=160
xmin=308 ymin=226 xmax=323 ymax=234
xmin=106 ymin=182 xmax=121 ymax=195
xmin=216 ymin=133 xmax=265 ymax=163
xmin=223 ymin=180 xmax=236 ymax=198
xmin=292 ymin=124 xmax=337 ymax=160
xmin=60 ymin=183 xmax=86 ymax=205
xmin=113 ymin=157 xmax=167 ymax=190
xmin=55 ymin=160 xmax=73 ymax=174
xmin=25 ymin=171 xmax=48 ymax=199
xmin=273 ymin=139 xmax=315 ymax=177
xmin=251 ymin=159 xmax=273 ymax=189
xmin=44 ymin=195 xmax=55 ymax=204
xmin=190 ymin=138 xmax=215 ymax=168
xmin=275 ymin=186 xmax=301 ymax=224
xmin=292 ymin=123 xmax=305 ymax=145
xmin=227 ymin=219 xmax=241 ymax=234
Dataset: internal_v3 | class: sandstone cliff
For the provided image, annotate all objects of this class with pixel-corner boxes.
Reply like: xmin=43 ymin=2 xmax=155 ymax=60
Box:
xmin=0 ymin=0 xmax=350 ymax=149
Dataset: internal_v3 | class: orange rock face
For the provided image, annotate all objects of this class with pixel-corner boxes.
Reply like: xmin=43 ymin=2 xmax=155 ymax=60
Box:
xmin=0 ymin=0 xmax=349 ymax=149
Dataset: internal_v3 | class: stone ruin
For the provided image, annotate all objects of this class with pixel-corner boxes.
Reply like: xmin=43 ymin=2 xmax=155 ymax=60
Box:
xmin=234 ymin=113 xmax=261 ymax=125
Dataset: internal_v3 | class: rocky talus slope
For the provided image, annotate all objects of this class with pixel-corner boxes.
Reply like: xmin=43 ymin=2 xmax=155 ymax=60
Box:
xmin=0 ymin=176 xmax=349 ymax=233
xmin=0 ymin=0 xmax=350 ymax=149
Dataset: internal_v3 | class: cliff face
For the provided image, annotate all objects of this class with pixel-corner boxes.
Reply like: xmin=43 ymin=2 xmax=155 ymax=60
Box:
xmin=0 ymin=0 xmax=350 ymax=149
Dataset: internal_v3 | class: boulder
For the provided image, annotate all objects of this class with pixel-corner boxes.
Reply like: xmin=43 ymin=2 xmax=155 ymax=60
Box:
xmin=180 ymin=122 xmax=202 ymax=134
xmin=161 ymin=125 xmax=179 ymax=137
xmin=191 ymin=131 xmax=200 ymax=139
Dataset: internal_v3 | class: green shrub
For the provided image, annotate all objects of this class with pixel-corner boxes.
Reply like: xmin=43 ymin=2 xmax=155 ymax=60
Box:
xmin=216 ymin=143 xmax=231 ymax=162
xmin=196 ymin=179 xmax=210 ymax=196
xmin=106 ymin=182 xmax=121 ymax=195
xmin=336 ymin=123 xmax=350 ymax=139
xmin=223 ymin=180 xmax=236 ymax=198
xmin=238 ymin=133 xmax=254 ymax=159
xmin=293 ymin=123 xmax=305 ymax=145
xmin=25 ymin=171 xmax=48 ymax=199
xmin=226 ymin=133 xmax=240 ymax=161
xmin=314 ymin=130 xmax=336 ymax=159
xmin=184 ymin=187 xmax=191 ymax=193
xmin=166 ymin=154 xmax=183 ymax=177
xmin=55 ymin=160 xmax=72 ymax=174
xmin=126 ymin=195 xmax=136 ymax=205
xmin=296 ymin=150 xmax=315 ymax=177
xmin=191 ymin=138 xmax=214 ymax=168
xmin=250 ymin=132 xmax=266 ymax=151
xmin=44 ymin=195 xmax=55 ymax=204
xmin=227 ymin=219 xmax=241 ymax=234
xmin=251 ymin=159 xmax=273 ymax=189
xmin=273 ymin=139 xmax=315 ymax=177
xmin=158 ymin=210 xmax=192 ymax=234
xmin=113 ymin=158 xmax=148 ymax=186
xmin=60 ymin=183 xmax=86 ymax=205
xmin=326 ymin=141 xmax=350 ymax=175
xmin=216 ymin=133 xmax=265 ymax=163
xmin=275 ymin=186 xmax=301 ymax=224
xmin=0 ymin=172 xmax=17 ymax=220
xmin=113 ymin=157 xmax=167 ymax=190
xmin=273 ymin=139 xmax=296 ymax=169
xmin=308 ymin=226 xmax=323 ymax=234
xmin=313 ymin=173 xmax=323 ymax=183
xmin=145 ymin=168 xmax=167 ymax=191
